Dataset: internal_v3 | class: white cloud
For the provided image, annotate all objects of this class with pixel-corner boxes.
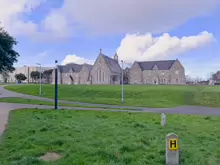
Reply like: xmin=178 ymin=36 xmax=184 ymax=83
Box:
xmin=0 ymin=0 xmax=45 ymax=36
xmin=61 ymin=54 xmax=94 ymax=65
xmin=116 ymin=31 xmax=214 ymax=64
xmin=0 ymin=0 xmax=220 ymax=39
xmin=0 ymin=0 xmax=71 ymax=40
xmin=44 ymin=0 xmax=220 ymax=35
xmin=41 ymin=9 xmax=73 ymax=39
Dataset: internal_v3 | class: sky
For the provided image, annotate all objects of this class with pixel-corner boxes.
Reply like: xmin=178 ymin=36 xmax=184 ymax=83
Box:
xmin=1 ymin=0 xmax=220 ymax=79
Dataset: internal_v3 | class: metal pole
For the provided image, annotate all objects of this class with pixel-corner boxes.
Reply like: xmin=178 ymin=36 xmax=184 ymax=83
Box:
xmin=40 ymin=65 xmax=42 ymax=96
xmin=28 ymin=67 xmax=29 ymax=83
xmin=55 ymin=60 xmax=58 ymax=110
xmin=36 ymin=63 xmax=42 ymax=96
xmin=121 ymin=60 xmax=124 ymax=104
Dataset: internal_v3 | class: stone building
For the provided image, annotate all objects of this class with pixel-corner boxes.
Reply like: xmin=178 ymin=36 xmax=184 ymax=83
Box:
xmin=52 ymin=49 xmax=121 ymax=85
xmin=129 ymin=59 xmax=185 ymax=84
xmin=51 ymin=49 xmax=185 ymax=85
xmin=90 ymin=49 xmax=121 ymax=84
xmin=52 ymin=63 xmax=92 ymax=84
xmin=210 ymin=71 xmax=220 ymax=85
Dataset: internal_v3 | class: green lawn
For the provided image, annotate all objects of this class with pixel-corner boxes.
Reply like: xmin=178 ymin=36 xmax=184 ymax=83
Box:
xmin=0 ymin=109 xmax=220 ymax=165
xmin=0 ymin=97 xmax=134 ymax=110
xmin=4 ymin=84 xmax=220 ymax=108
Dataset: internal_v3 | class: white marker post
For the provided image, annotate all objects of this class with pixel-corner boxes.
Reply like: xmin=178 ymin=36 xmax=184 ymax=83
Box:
xmin=161 ymin=113 xmax=166 ymax=126
xmin=166 ymin=133 xmax=179 ymax=165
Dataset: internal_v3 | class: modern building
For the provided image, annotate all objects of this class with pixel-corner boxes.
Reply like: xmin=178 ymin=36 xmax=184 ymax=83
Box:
xmin=1 ymin=66 xmax=53 ymax=83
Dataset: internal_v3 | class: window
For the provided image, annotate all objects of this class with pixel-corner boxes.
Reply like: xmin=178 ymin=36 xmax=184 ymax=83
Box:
xmin=97 ymin=71 xmax=98 ymax=81
xmin=103 ymin=72 xmax=104 ymax=81
xmin=175 ymin=70 xmax=179 ymax=74
xmin=176 ymin=79 xmax=178 ymax=83
xmin=99 ymin=69 xmax=101 ymax=82
xmin=161 ymin=71 xmax=164 ymax=75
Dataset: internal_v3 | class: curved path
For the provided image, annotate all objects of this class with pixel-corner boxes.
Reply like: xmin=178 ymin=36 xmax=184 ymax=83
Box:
xmin=1 ymin=85 xmax=220 ymax=136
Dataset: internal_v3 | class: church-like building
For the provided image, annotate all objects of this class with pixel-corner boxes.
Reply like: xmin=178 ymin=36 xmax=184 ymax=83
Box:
xmin=52 ymin=49 xmax=122 ymax=85
xmin=52 ymin=49 xmax=186 ymax=85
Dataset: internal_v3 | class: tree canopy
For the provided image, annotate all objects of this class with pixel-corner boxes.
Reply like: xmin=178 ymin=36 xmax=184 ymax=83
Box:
xmin=43 ymin=69 xmax=53 ymax=83
xmin=14 ymin=73 xmax=26 ymax=82
xmin=43 ymin=69 xmax=53 ymax=77
xmin=30 ymin=71 xmax=40 ymax=80
xmin=0 ymin=27 xmax=19 ymax=73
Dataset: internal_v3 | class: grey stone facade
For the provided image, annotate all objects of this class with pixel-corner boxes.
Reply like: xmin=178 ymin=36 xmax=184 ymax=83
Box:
xmin=90 ymin=50 xmax=121 ymax=84
xmin=129 ymin=59 xmax=185 ymax=85
xmin=52 ymin=50 xmax=185 ymax=85
xmin=52 ymin=49 xmax=122 ymax=85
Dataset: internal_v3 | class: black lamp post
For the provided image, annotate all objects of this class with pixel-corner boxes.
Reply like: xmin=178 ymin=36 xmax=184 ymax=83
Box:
xmin=55 ymin=60 xmax=58 ymax=110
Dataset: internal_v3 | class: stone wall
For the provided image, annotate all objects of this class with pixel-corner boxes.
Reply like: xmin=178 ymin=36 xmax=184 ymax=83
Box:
xmin=90 ymin=55 xmax=111 ymax=84
xmin=129 ymin=62 xmax=143 ymax=84
xmin=52 ymin=69 xmax=61 ymax=84
xmin=169 ymin=60 xmax=186 ymax=84
xmin=129 ymin=60 xmax=186 ymax=85
xmin=79 ymin=66 xmax=91 ymax=84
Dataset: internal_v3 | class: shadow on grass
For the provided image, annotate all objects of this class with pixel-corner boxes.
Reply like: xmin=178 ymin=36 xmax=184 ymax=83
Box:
xmin=184 ymin=91 xmax=220 ymax=107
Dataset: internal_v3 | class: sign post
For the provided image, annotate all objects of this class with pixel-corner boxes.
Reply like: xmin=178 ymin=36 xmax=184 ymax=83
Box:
xmin=166 ymin=133 xmax=179 ymax=165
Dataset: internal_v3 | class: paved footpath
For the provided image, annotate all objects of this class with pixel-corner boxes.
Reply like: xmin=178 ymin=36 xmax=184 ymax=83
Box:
xmin=1 ymin=85 xmax=220 ymax=136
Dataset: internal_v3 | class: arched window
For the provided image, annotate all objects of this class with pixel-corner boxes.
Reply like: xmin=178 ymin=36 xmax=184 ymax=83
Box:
xmin=97 ymin=71 xmax=98 ymax=81
xmin=168 ymin=75 xmax=172 ymax=84
xmin=103 ymin=72 xmax=104 ymax=81
xmin=99 ymin=69 xmax=101 ymax=82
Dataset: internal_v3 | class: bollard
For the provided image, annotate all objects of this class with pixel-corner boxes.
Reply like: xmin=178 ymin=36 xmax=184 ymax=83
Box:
xmin=166 ymin=133 xmax=179 ymax=165
xmin=161 ymin=113 xmax=166 ymax=126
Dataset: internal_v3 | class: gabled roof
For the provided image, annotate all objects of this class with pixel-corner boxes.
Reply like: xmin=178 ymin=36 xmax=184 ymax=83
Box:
xmin=137 ymin=60 xmax=176 ymax=71
xmin=215 ymin=71 xmax=220 ymax=80
xmin=102 ymin=54 xmax=121 ymax=74
xmin=83 ymin=63 xmax=93 ymax=72
xmin=57 ymin=63 xmax=83 ymax=73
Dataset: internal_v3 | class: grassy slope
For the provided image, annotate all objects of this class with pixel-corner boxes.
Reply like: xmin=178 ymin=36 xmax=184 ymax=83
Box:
xmin=0 ymin=98 xmax=133 ymax=110
xmin=4 ymin=84 xmax=220 ymax=107
xmin=0 ymin=109 xmax=220 ymax=165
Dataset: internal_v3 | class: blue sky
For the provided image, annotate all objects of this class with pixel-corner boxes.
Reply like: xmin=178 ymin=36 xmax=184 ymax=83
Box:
xmin=1 ymin=0 xmax=220 ymax=79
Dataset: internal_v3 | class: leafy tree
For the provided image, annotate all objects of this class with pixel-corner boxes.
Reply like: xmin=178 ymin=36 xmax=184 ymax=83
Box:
xmin=43 ymin=69 xmax=53 ymax=84
xmin=14 ymin=73 xmax=26 ymax=83
xmin=2 ymin=72 xmax=9 ymax=83
xmin=30 ymin=71 xmax=40 ymax=82
xmin=0 ymin=27 xmax=19 ymax=74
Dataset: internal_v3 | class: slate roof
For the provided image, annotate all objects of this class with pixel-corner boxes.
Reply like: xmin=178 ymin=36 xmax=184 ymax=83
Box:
xmin=137 ymin=60 xmax=176 ymax=71
xmin=214 ymin=71 xmax=220 ymax=80
xmin=57 ymin=63 xmax=83 ymax=73
xmin=102 ymin=54 xmax=121 ymax=74
xmin=83 ymin=63 xmax=93 ymax=72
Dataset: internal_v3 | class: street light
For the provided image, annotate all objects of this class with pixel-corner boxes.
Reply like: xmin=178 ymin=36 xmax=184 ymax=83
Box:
xmin=36 ymin=63 xmax=42 ymax=96
xmin=55 ymin=60 xmax=58 ymax=110
xmin=121 ymin=60 xmax=124 ymax=104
